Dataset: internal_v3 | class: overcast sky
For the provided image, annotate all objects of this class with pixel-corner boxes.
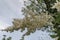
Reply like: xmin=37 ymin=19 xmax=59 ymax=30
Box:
xmin=0 ymin=0 xmax=54 ymax=40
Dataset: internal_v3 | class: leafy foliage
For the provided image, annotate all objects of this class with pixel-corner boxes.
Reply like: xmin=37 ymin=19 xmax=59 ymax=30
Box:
xmin=49 ymin=1 xmax=60 ymax=40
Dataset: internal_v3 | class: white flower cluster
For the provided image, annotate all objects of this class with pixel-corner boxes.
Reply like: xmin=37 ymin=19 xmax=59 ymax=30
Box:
xmin=52 ymin=0 xmax=60 ymax=12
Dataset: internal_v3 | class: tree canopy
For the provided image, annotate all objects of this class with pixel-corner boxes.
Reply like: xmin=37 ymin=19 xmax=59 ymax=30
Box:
xmin=2 ymin=0 xmax=60 ymax=40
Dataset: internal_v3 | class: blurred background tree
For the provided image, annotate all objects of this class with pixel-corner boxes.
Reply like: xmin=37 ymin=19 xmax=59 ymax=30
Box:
xmin=2 ymin=0 xmax=60 ymax=40
xmin=2 ymin=35 xmax=12 ymax=40
xmin=2 ymin=35 xmax=6 ymax=40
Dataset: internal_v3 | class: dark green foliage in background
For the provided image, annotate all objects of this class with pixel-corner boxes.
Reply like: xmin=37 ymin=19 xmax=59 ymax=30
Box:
xmin=2 ymin=35 xmax=12 ymax=40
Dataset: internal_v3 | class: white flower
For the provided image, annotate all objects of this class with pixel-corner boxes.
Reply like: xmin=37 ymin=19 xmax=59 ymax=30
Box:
xmin=52 ymin=1 xmax=60 ymax=11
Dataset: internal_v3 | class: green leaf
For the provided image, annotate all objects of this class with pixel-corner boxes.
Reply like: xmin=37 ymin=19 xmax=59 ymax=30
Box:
xmin=50 ymin=35 xmax=58 ymax=38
